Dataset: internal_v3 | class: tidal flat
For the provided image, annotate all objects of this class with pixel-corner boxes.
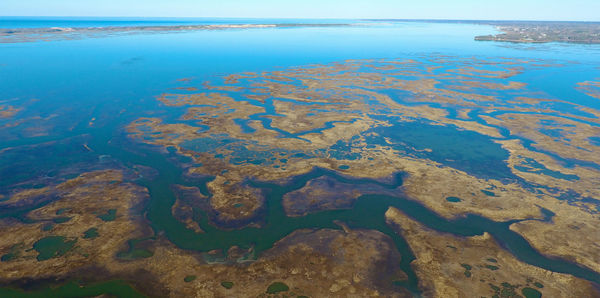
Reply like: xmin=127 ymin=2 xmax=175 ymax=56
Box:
xmin=1 ymin=20 xmax=600 ymax=297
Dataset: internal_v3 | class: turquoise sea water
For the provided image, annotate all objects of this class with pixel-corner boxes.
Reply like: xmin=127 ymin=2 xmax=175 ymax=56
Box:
xmin=1 ymin=19 xmax=600 ymax=296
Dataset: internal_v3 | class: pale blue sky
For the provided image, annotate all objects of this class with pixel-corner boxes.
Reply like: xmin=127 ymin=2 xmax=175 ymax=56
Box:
xmin=1 ymin=0 xmax=599 ymax=21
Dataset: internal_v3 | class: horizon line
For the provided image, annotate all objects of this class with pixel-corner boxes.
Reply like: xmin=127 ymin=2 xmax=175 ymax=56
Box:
xmin=1 ymin=16 xmax=600 ymax=23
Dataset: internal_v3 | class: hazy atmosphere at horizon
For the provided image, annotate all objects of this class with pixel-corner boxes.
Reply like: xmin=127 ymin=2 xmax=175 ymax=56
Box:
xmin=1 ymin=0 xmax=600 ymax=21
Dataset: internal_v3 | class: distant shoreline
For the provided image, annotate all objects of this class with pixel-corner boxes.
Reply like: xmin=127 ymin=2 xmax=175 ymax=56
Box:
xmin=0 ymin=23 xmax=354 ymax=43
xmin=364 ymin=19 xmax=600 ymax=44
xmin=363 ymin=19 xmax=600 ymax=24
xmin=0 ymin=23 xmax=353 ymax=31
xmin=2 ymin=19 xmax=600 ymax=44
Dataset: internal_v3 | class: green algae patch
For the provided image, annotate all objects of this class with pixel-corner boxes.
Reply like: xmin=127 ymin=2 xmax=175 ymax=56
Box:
xmin=485 ymin=264 xmax=499 ymax=270
xmin=184 ymin=275 xmax=197 ymax=283
xmin=522 ymin=287 xmax=542 ymax=298
xmin=266 ymin=282 xmax=289 ymax=294
xmin=534 ymin=282 xmax=544 ymax=288
xmin=41 ymin=224 xmax=54 ymax=231
xmin=53 ymin=217 xmax=72 ymax=224
xmin=83 ymin=228 xmax=99 ymax=239
xmin=446 ymin=196 xmax=461 ymax=203
xmin=460 ymin=264 xmax=473 ymax=277
xmin=1 ymin=244 xmax=22 ymax=262
xmin=490 ymin=282 xmax=520 ymax=298
xmin=487 ymin=258 xmax=498 ymax=263
xmin=33 ymin=236 xmax=76 ymax=261
xmin=0 ymin=253 xmax=16 ymax=262
xmin=117 ymin=238 xmax=153 ymax=260
xmin=97 ymin=209 xmax=117 ymax=222
xmin=221 ymin=281 xmax=234 ymax=289
xmin=460 ymin=263 xmax=473 ymax=277
xmin=55 ymin=208 xmax=70 ymax=215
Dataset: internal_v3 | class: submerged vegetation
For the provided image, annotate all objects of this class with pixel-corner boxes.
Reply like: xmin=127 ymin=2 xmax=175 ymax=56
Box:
xmin=33 ymin=236 xmax=76 ymax=261
xmin=266 ymin=282 xmax=290 ymax=294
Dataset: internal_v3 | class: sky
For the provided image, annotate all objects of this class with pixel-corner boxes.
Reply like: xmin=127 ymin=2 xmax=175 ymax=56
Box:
xmin=1 ymin=0 xmax=599 ymax=21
